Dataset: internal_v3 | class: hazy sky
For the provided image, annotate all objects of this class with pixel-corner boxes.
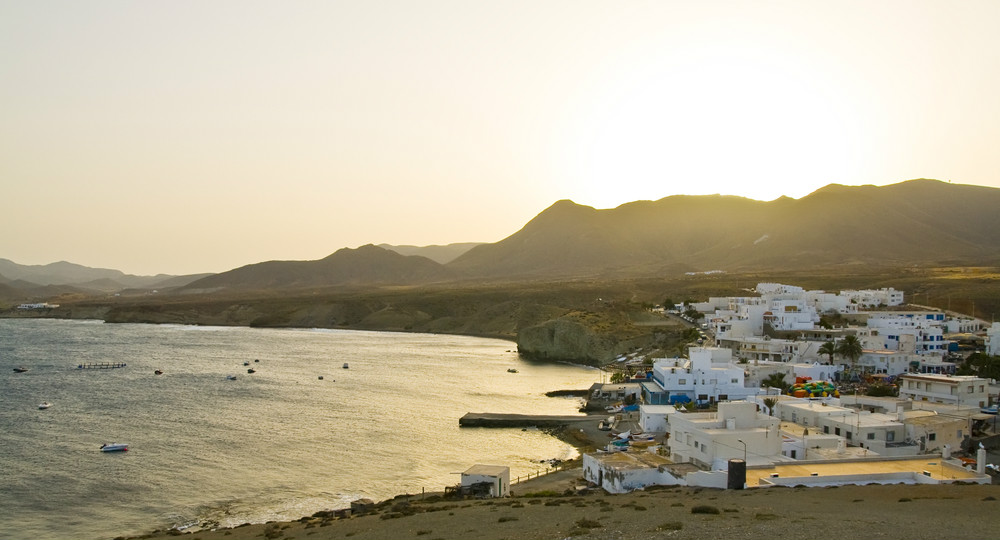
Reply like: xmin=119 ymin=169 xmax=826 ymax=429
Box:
xmin=3 ymin=1 xmax=999 ymax=276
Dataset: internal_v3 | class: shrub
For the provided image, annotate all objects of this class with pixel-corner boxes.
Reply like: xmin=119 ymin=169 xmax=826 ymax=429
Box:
xmin=691 ymin=505 xmax=721 ymax=515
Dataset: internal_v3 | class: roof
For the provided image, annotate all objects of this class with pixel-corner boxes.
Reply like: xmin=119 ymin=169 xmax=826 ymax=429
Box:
xmin=462 ymin=464 xmax=509 ymax=477
xmin=587 ymin=451 xmax=695 ymax=474
xmin=746 ymin=457 xmax=984 ymax=485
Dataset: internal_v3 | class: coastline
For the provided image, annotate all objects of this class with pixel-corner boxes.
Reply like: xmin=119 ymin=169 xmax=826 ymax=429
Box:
xmin=126 ymin=413 xmax=1000 ymax=540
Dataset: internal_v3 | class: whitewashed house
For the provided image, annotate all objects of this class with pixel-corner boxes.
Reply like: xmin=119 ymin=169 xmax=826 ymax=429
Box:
xmin=644 ymin=347 xmax=761 ymax=405
xmin=898 ymin=374 xmax=990 ymax=408
xmin=668 ymin=401 xmax=781 ymax=469
xmin=459 ymin=465 xmax=510 ymax=498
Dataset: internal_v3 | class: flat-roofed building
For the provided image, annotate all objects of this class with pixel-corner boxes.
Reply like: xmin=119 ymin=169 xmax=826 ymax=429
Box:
xmin=898 ymin=374 xmax=989 ymax=408
xmin=668 ymin=401 xmax=781 ymax=469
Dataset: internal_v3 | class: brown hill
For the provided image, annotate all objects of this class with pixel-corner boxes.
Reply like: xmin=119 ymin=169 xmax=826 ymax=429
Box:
xmin=179 ymin=244 xmax=455 ymax=293
xmin=448 ymin=179 xmax=1000 ymax=278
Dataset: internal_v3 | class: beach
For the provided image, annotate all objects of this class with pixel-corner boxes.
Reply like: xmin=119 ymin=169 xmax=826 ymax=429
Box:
xmin=130 ymin=415 xmax=1000 ymax=540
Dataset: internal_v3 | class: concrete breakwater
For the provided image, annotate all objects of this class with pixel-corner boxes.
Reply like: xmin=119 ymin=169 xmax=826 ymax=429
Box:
xmin=459 ymin=412 xmax=596 ymax=428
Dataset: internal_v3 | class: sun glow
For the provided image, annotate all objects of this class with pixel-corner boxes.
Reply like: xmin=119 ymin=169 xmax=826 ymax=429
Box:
xmin=558 ymin=45 xmax=866 ymax=207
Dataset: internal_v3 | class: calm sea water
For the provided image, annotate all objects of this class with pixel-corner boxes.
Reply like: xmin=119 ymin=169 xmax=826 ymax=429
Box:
xmin=0 ymin=319 xmax=599 ymax=540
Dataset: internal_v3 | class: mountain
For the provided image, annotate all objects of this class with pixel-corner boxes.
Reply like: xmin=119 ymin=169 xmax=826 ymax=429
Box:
xmin=178 ymin=244 xmax=455 ymax=293
xmin=0 ymin=259 xmax=202 ymax=291
xmin=447 ymin=179 xmax=1000 ymax=278
xmin=378 ymin=242 xmax=484 ymax=264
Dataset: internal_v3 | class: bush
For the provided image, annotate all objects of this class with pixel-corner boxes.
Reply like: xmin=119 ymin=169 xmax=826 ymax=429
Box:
xmin=691 ymin=505 xmax=721 ymax=515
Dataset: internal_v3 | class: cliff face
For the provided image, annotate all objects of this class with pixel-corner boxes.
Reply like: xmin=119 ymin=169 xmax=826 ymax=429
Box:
xmin=516 ymin=317 xmax=663 ymax=366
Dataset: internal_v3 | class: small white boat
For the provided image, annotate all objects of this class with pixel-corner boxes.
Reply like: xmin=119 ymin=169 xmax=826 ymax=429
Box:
xmin=100 ymin=443 xmax=128 ymax=452
xmin=226 ymin=375 xmax=237 ymax=380
xmin=38 ymin=402 xmax=52 ymax=410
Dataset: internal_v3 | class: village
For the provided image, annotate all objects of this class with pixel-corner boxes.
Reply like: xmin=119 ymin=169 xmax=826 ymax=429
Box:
xmin=457 ymin=283 xmax=1000 ymax=498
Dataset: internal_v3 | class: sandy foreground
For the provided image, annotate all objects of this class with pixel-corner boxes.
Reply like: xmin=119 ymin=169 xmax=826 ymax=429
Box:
xmin=129 ymin=418 xmax=1000 ymax=540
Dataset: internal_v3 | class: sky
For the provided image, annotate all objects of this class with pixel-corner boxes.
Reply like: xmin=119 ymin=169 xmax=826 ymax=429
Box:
xmin=2 ymin=1 xmax=999 ymax=276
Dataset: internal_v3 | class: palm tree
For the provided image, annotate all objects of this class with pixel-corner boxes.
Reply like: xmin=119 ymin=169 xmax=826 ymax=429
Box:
xmin=836 ymin=335 xmax=863 ymax=376
xmin=762 ymin=397 xmax=778 ymax=416
xmin=762 ymin=373 xmax=789 ymax=393
xmin=818 ymin=341 xmax=837 ymax=364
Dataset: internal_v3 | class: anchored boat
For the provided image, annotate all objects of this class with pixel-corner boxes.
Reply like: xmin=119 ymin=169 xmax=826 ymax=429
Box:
xmin=100 ymin=443 xmax=128 ymax=452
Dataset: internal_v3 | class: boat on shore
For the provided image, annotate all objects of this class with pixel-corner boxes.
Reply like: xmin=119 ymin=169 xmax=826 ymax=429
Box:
xmin=343 ymin=363 xmax=349 ymax=369
xmin=507 ymin=368 xmax=518 ymax=373
xmin=100 ymin=443 xmax=128 ymax=452
xmin=226 ymin=374 xmax=237 ymax=380
xmin=38 ymin=402 xmax=52 ymax=409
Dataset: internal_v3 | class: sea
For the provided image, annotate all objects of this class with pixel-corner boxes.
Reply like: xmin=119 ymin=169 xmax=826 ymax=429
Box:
xmin=0 ymin=318 xmax=600 ymax=540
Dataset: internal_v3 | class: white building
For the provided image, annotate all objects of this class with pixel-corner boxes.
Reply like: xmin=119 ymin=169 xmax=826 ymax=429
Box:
xmin=775 ymin=399 xmax=912 ymax=455
xmin=644 ymin=347 xmax=761 ymax=405
xmin=863 ymin=313 xmax=948 ymax=355
xmin=839 ymin=288 xmax=905 ymax=308
xmin=638 ymin=404 xmax=677 ymax=433
xmin=668 ymin=401 xmax=782 ymax=469
xmin=898 ymin=374 xmax=990 ymax=408
xmin=459 ymin=465 xmax=510 ymax=498
xmin=582 ymin=452 xmax=698 ymax=494
xmin=987 ymin=322 xmax=1000 ymax=356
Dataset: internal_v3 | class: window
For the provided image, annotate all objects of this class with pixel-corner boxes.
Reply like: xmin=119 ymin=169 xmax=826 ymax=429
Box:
xmin=679 ymin=379 xmax=687 ymax=385
xmin=968 ymin=386 xmax=974 ymax=393
xmin=731 ymin=378 xmax=739 ymax=384
xmin=823 ymin=426 xmax=830 ymax=434
xmin=846 ymin=431 xmax=853 ymax=440
xmin=867 ymin=433 xmax=875 ymax=440
xmin=957 ymin=430 xmax=963 ymax=439
xmin=887 ymin=432 xmax=895 ymax=442
xmin=835 ymin=427 xmax=841 ymax=436
xmin=928 ymin=433 xmax=936 ymax=441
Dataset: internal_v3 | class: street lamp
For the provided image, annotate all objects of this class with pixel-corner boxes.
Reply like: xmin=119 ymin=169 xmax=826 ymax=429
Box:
xmin=737 ymin=439 xmax=747 ymax=462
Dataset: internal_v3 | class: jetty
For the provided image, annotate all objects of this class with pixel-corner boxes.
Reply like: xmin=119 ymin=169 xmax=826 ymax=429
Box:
xmin=77 ymin=362 xmax=127 ymax=369
xmin=459 ymin=412 xmax=597 ymax=428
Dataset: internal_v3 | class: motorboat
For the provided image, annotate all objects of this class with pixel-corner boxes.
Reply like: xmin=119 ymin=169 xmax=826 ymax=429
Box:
xmin=342 ymin=363 xmax=349 ymax=369
xmin=100 ymin=443 xmax=128 ymax=452
xmin=226 ymin=374 xmax=237 ymax=380
xmin=13 ymin=367 xmax=28 ymax=373
xmin=38 ymin=402 xmax=52 ymax=410
xmin=507 ymin=368 xmax=518 ymax=373
xmin=154 ymin=369 xmax=163 ymax=375
xmin=247 ymin=368 xmax=255 ymax=374
xmin=981 ymin=405 xmax=999 ymax=415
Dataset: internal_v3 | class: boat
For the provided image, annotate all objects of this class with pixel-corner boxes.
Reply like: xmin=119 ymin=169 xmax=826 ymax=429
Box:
xmin=318 ymin=375 xmax=324 ymax=380
xmin=507 ymin=368 xmax=518 ymax=373
xmin=981 ymin=405 xmax=999 ymax=415
xmin=13 ymin=367 xmax=28 ymax=373
xmin=243 ymin=361 xmax=250 ymax=366
xmin=342 ymin=363 xmax=349 ymax=369
xmin=100 ymin=443 xmax=128 ymax=452
xmin=154 ymin=369 xmax=163 ymax=375
xmin=247 ymin=368 xmax=255 ymax=374
xmin=226 ymin=374 xmax=237 ymax=380
xmin=38 ymin=402 xmax=52 ymax=409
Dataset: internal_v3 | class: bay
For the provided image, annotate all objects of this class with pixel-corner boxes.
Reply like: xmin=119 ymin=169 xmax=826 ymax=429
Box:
xmin=0 ymin=319 xmax=599 ymax=540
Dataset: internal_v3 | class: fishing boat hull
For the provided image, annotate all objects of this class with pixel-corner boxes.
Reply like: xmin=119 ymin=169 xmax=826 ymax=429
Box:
xmin=100 ymin=443 xmax=129 ymax=452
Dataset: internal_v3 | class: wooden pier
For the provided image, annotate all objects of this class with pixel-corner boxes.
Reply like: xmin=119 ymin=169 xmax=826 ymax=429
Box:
xmin=77 ymin=362 xmax=128 ymax=369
